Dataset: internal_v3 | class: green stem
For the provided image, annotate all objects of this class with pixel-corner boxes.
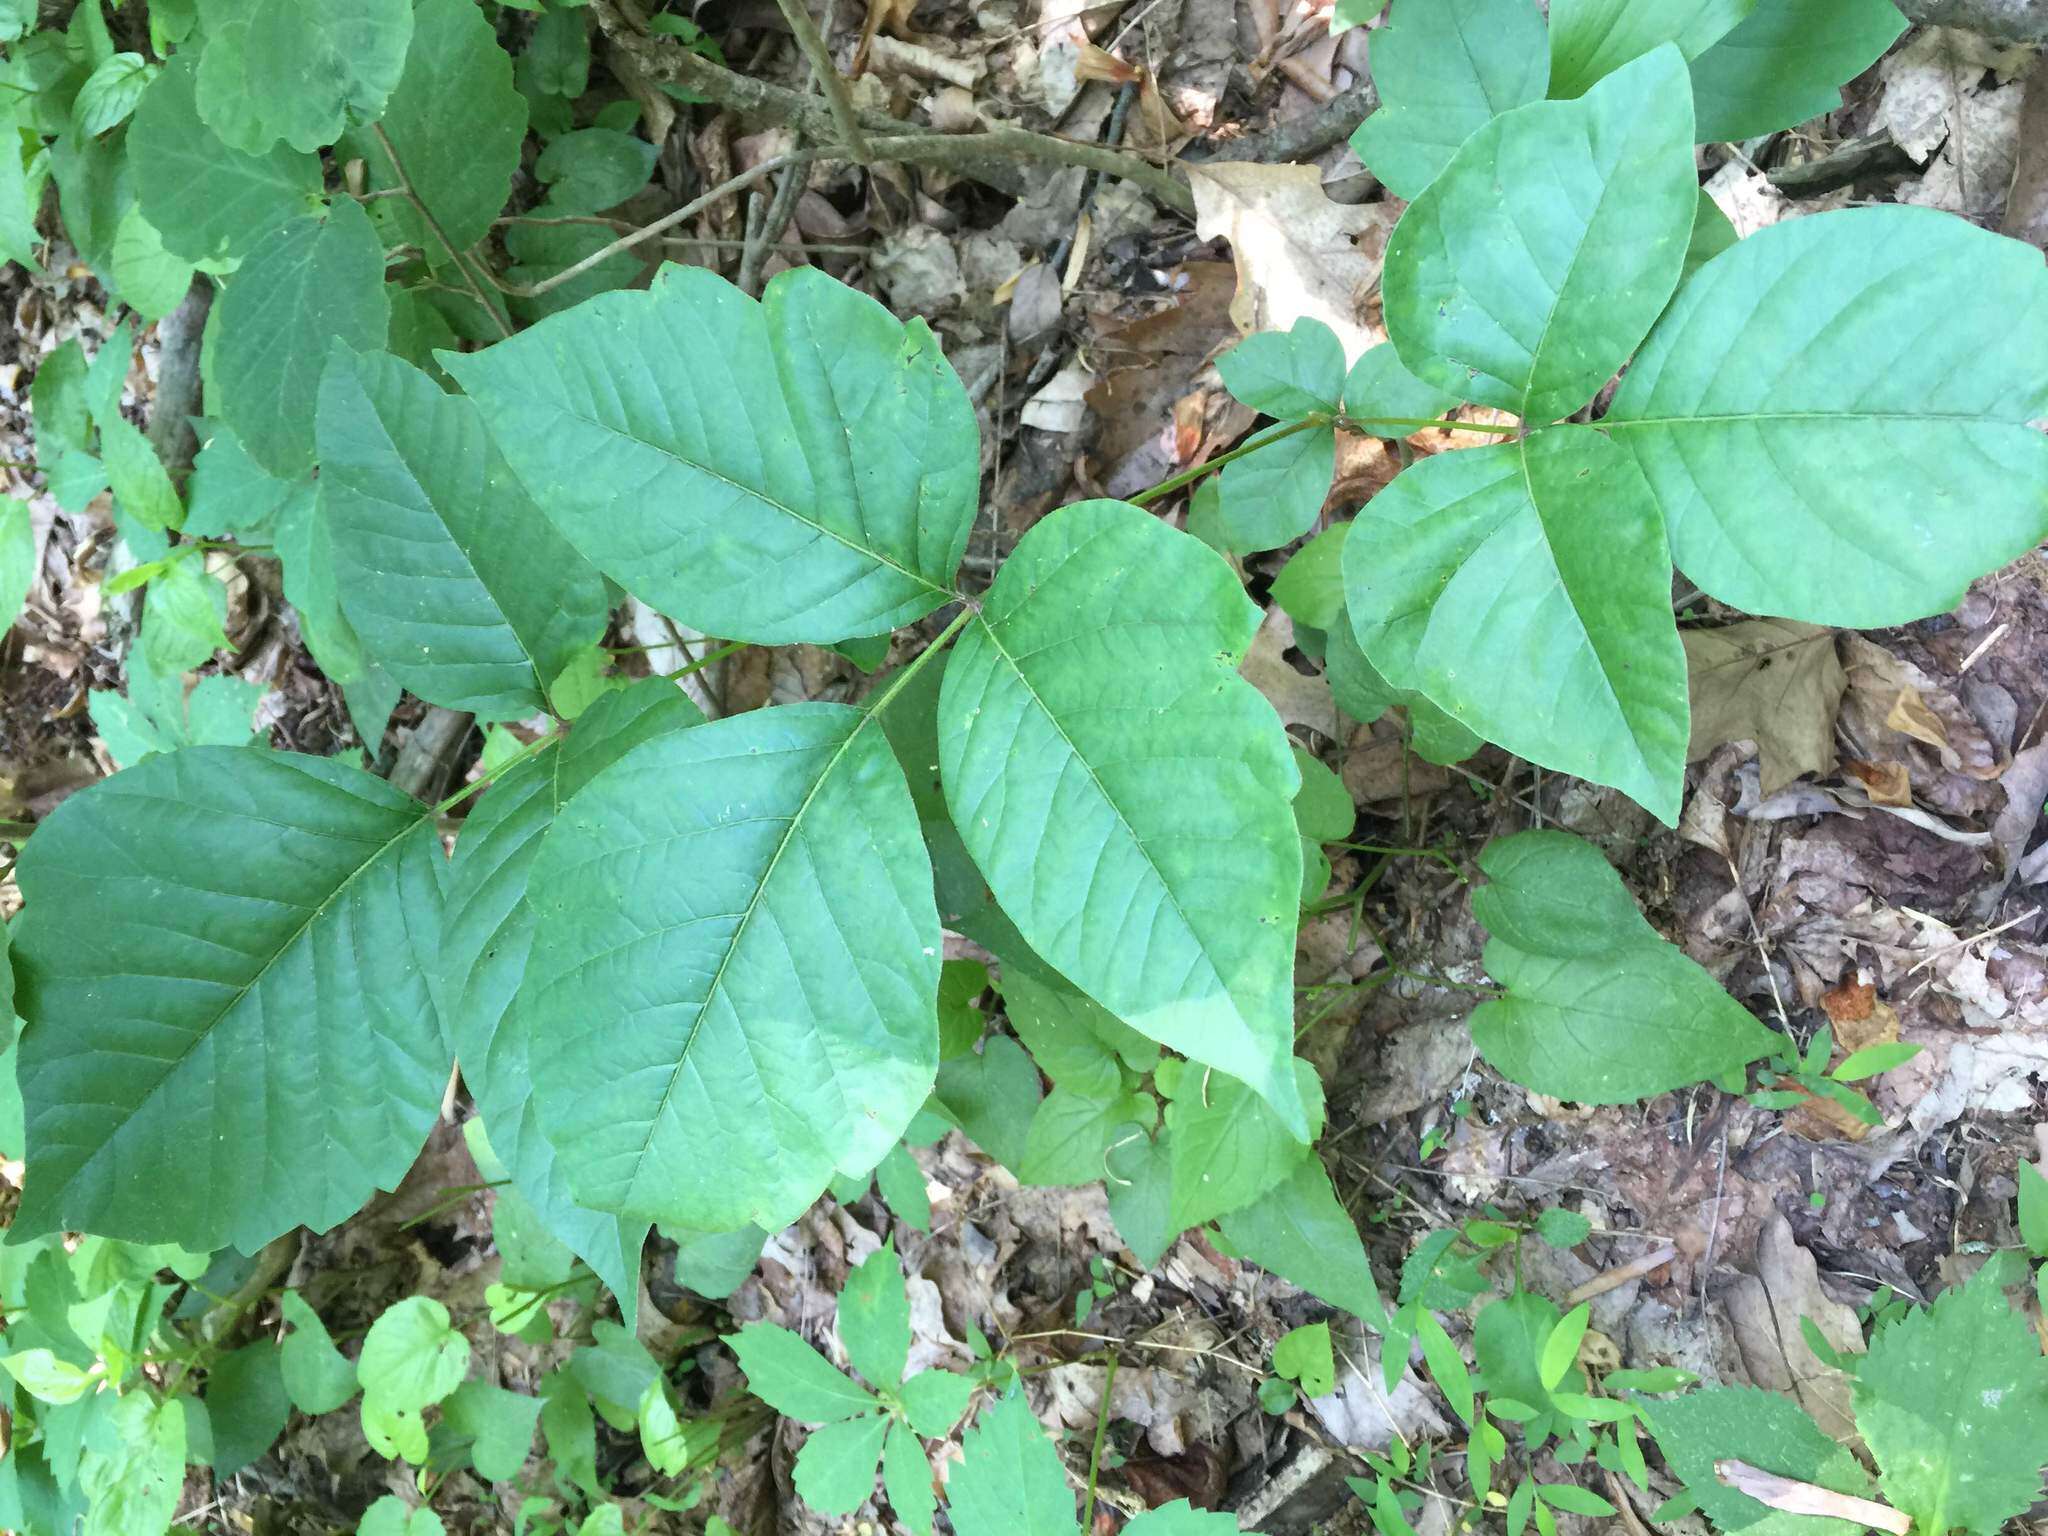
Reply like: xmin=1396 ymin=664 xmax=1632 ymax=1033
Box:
xmin=660 ymin=639 xmax=748 ymax=681
xmin=1129 ymin=417 xmax=1322 ymax=507
xmin=862 ymin=606 xmax=975 ymax=722
xmin=1128 ymin=411 xmax=1518 ymax=509
xmin=1082 ymin=1350 xmax=1117 ymax=1535
xmin=431 ymin=731 xmax=562 ymax=817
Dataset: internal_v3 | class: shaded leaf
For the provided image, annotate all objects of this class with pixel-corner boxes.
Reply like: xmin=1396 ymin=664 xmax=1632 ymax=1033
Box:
xmin=728 ymin=1323 xmax=877 ymax=1425
xmin=792 ymin=1413 xmax=888 ymax=1515
xmin=838 ymin=1241 xmax=911 ymax=1393
xmin=317 ymin=344 xmax=608 ymax=718
xmin=939 ymin=499 xmax=1306 ymax=1135
xmin=1547 ymin=0 xmax=1755 ymax=99
xmin=522 ymin=704 xmax=940 ymax=1231
xmin=1350 ymin=0 xmax=1549 ymax=200
xmin=1383 ymin=46 xmax=1696 ymax=421
xmin=1218 ymin=1158 xmax=1385 ymax=1329
xmin=11 ymin=749 xmax=446 ymax=1249
xmin=1469 ymin=831 xmax=1779 ymax=1100
xmin=1344 ymin=431 xmax=1689 ymax=821
xmin=128 ymin=53 xmax=320 ymax=262
xmin=1607 ymin=207 xmax=2048 ymax=628
xmin=1687 ymin=0 xmax=1906 ymax=142
xmin=946 ymin=1391 xmax=1078 ymax=1536
xmin=445 ymin=265 xmax=978 ymax=645
xmin=207 ymin=199 xmax=390 ymax=478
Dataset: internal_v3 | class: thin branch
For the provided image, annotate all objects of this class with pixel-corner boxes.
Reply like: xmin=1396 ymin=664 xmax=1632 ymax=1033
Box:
xmin=370 ymin=123 xmax=512 ymax=340
xmin=498 ymin=151 xmax=817 ymax=300
xmin=589 ymin=0 xmax=1194 ymax=215
xmin=774 ymin=0 xmax=869 ymax=163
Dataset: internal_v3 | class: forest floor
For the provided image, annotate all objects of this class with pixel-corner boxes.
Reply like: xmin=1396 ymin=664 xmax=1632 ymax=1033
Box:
xmin=5 ymin=3 xmax=2048 ymax=1533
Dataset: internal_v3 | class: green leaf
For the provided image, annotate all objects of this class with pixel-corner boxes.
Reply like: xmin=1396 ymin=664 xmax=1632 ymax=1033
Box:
xmin=1642 ymin=1385 xmax=1873 ymax=1536
xmin=1018 ymin=1081 xmax=1157 ymax=1188
xmin=359 ymin=1496 xmax=447 ymax=1536
xmin=203 ymin=1341 xmax=289 ymax=1478
xmin=793 ymin=1413 xmax=889 ymax=1516
xmin=1124 ymin=1501 xmax=1242 ymax=1535
xmin=1217 ymin=318 xmax=1345 ymax=418
xmin=883 ymin=1418 xmax=937 ymax=1536
xmin=0 ymin=497 xmax=33 ymax=639
xmin=638 ymin=1377 xmax=687 ymax=1475
xmin=1343 ymin=430 xmax=1689 ymax=820
xmin=1216 ymin=423 xmax=1336 ymax=553
xmin=184 ymin=419 xmax=300 ymax=540
xmin=874 ymin=1142 xmax=932 ymax=1231
xmin=73 ymin=51 xmax=151 ymax=137
xmin=1534 ymin=1483 xmax=1615 ymax=1517
xmin=1547 ymin=0 xmax=1754 ymax=99
xmin=566 ymin=1321 xmax=658 ymax=1428
xmin=1342 ymin=343 xmax=1463 ymax=434
xmin=359 ymin=1297 xmax=470 ymax=1413
xmin=534 ymin=127 xmax=656 ymax=214
xmin=1536 ymin=1208 xmax=1593 ymax=1248
xmin=540 ymin=1369 xmax=599 ymax=1496
xmin=939 ymin=498 xmax=1306 ymax=1136
xmin=1831 ymin=1042 xmax=1922 ymax=1082
xmin=946 ymin=1391 xmax=1079 ymax=1536
xmin=1687 ymin=0 xmax=1906 ymax=142
xmin=1681 ymin=187 xmax=1738 ymax=284
xmin=78 ymin=1391 xmax=183 ymax=1536
xmin=128 ymin=54 xmax=320 ymax=262
xmin=672 ymin=1223 xmax=767 ymax=1300
xmin=1293 ymin=748 xmax=1353 ymax=844
xmin=1382 ymin=46 xmax=1696 ymax=422
xmin=1607 ymin=207 xmax=2048 ymax=629
xmin=1273 ymin=1321 xmax=1335 ymax=1397
xmin=1540 ymin=1303 xmax=1589 ymax=1391
xmin=341 ymin=0 xmax=527 ymax=256
xmin=445 ymin=265 xmax=979 ymax=645
xmin=317 ymin=344 xmax=609 ymax=717
xmin=1271 ymin=524 xmax=1348 ymax=631
xmin=1416 ymin=1309 xmax=1473 ymax=1423
xmin=362 ymin=1395 xmax=429 ymax=1463
xmin=108 ymin=208 xmax=195 ymax=323
xmin=932 ymin=1035 xmax=1041 ymax=1171
xmin=1165 ymin=1060 xmax=1321 ymax=1230
xmin=441 ymin=683 xmax=699 ymax=1316
xmin=1473 ymin=1291 xmax=1571 ymax=1436
xmin=521 ymin=4 xmax=590 ymax=97
xmin=1470 ymin=831 xmax=1778 ymax=1100
xmin=11 ymin=749 xmax=447 ymax=1249
xmin=1 ymin=1348 xmax=96 ymax=1405
xmin=278 ymin=1289 xmax=358 ymax=1414
xmin=1218 ymin=1157 xmax=1385 ymax=1330
xmin=520 ymin=703 xmax=939 ymax=1231
xmin=195 ymin=0 xmax=414 ymax=153
xmin=208 ymin=199 xmax=390 ymax=478
xmin=99 ymin=414 xmax=182 ymax=533
xmin=0 ymin=101 xmax=42 ymax=275
xmin=1105 ymin=1126 xmax=1176 ymax=1268
xmin=899 ymin=1368 xmax=976 ymax=1438
xmin=838 ymin=1241 xmax=911 ymax=1392
xmin=47 ymin=122 xmax=128 ymax=269
xmin=728 ymin=1323 xmax=878 ymax=1425
xmin=1349 ymin=0 xmax=1549 ymax=200
xmin=1856 ymin=1266 xmax=2048 ymax=1536
xmin=136 ymin=561 xmax=228 ymax=671
xmin=442 ymin=1378 xmax=541 ymax=1482
xmin=2019 ymin=1163 xmax=2048 ymax=1259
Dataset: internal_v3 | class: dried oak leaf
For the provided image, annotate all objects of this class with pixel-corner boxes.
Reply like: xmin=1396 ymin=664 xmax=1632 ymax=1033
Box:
xmin=1683 ymin=619 xmax=1846 ymax=795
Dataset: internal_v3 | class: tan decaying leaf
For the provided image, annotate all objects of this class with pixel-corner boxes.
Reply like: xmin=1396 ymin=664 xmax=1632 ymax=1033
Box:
xmin=1876 ymin=28 xmax=2033 ymax=162
xmin=1722 ymin=1215 xmax=1864 ymax=1441
xmin=1185 ymin=162 xmax=1398 ymax=360
xmin=1819 ymin=977 xmax=1901 ymax=1056
xmin=1715 ymin=1461 xmax=1912 ymax=1535
xmin=1242 ymin=607 xmax=1340 ymax=741
xmin=1682 ymin=619 xmax=1846 ymax=796
xmin=1842 ymin=757 xmax=1913 ymax=806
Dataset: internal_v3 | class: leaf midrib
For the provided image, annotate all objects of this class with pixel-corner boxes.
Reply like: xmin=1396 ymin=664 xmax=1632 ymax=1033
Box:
xmin=1606 ymin=409 xmax=2033 ymax=427
xmin=50 ymin=794 xmax=431 ymax=1219
xmin=969 ymin=613 xmax=1239 ymax=1034
xmin=525 ymin=394 xmax=951 ymax=605
xmin=621 ymin=711 xmax=880 ymax=1214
